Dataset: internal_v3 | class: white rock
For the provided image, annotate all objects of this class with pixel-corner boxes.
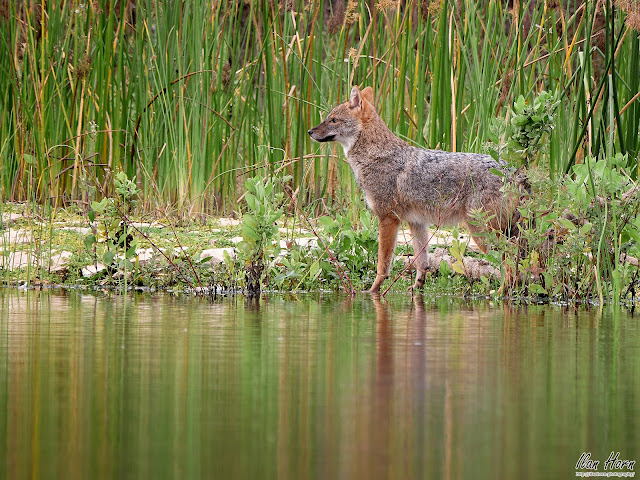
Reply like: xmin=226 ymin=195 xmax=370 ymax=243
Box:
xmin=49 ymin=251 xmax=73 ymax=271
xmin=0 ymin=251 xmax=32 ymax=269
xmin=1 ymin=229 xmax=32 ymax=245
xmin=278 ymin=227 xmax=312 ymax=235
xmin=218 ymin=218 xmax=241 ymax=227
xmin=135 ymin=248 xmax=155 ymax=262
xmin=394 ymin=229 xmax=479 ymax=250
xmin=200 ymin=247 xmax=236 ymax=265
xmin=0 ymin=249 xmax=73 ymax=271
xmin=1 ymin=213 xmax=22 ymax=225
xmin=82 ymin=263 xmax=106 ymax=277
xmin=279 ymin=237 xmax=318 ymax=249
xmin=131 ymin=222 xmax=164 ymax=229
xmin=57 ymin=226 xmax=91 ymax=235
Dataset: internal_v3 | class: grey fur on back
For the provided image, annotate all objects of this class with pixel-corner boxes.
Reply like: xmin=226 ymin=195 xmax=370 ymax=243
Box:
xmin=350 ymin=143 xmax=510 ymax=226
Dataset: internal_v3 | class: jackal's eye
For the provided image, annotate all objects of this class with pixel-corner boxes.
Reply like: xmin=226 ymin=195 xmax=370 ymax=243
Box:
xmin=329 ymin=118 xmax=338 ymax=123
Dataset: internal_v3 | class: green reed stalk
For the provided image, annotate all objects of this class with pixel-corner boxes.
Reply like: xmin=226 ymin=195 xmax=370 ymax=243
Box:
xmin=0 ymin=0 xmax=636 ymax=214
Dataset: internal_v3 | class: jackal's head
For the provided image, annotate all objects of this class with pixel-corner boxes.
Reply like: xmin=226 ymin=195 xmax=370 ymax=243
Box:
xmin=308 ymin=86 xmax=374 ymax=153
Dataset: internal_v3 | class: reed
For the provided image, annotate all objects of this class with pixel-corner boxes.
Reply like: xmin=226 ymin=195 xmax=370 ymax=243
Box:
xmin=0 ymin=0 xmax=638 ymax=214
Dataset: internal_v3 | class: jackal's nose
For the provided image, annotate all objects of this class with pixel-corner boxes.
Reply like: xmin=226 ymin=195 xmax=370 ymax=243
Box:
xmin=307 ymin=129 xmax=313 ymax=136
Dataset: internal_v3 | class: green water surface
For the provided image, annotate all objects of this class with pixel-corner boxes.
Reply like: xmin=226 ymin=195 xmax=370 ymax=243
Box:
xmin=0 ymin=290 xmax=638 ymax=479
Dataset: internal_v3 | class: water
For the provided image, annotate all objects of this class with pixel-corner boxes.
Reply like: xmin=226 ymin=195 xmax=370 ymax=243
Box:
xmin=0 ymin=290 xmax=638 ymax=479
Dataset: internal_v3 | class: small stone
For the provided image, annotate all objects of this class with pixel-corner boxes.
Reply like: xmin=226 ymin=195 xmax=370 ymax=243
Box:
xmin=218 ymin=218 xmax=240 ymax=227
xmin=278 ymin=238 xmax=318 ymax=249
xmin=1 ymin=213 xmax=22 ymax=225
xmin=200 ymin=247 xmax=236 ymax=265
xmin=57 ymin=226 xmax=91 ymax=235
xmin=135 ymin=248 xmax=155 ymax=262
xmin=82 ymin=263 xmax=106 ymax=277
xmin=49 ymin=251 xmax=73 ymax=272
xmin=131 ymin=222 xmax=165 ymax=229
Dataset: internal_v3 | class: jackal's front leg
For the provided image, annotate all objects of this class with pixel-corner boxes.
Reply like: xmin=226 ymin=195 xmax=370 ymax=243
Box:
xmin=367 ymin=215 xmax=400 ymax=293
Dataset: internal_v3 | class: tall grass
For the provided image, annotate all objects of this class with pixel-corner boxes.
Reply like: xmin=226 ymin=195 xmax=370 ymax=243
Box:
xmin=0 ymin=0 xmax=638 ymax=214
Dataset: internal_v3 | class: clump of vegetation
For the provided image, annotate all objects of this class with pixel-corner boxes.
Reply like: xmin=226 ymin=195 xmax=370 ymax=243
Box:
xmin=86 ymin=170 xmax=140 ymax=275
xmin=270 ymin=209 xmax=378 ymax=292
xmin=235 ymin=176 xmax=284 ymax=294
xmin=1 ymin=1 xmax=639 ymax=303
xmin=488 ymin=91 xmax=559 ymax=167
xmin=314 ymin=211 xmax=379 ymax=286
xmin=477 ymin=155 xmax=640 ymax=303
xmin=81 ymin=171 xmax=139 ymax=285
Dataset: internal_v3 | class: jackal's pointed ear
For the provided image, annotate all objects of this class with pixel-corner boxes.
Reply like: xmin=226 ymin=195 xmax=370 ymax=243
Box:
xmin=349 ymin=86 xmax=363 ymax=110
xmin=361 ymin=86 xmax=374 ymax=104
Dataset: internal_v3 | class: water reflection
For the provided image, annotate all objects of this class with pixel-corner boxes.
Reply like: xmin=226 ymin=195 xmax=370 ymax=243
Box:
xmin=0 ymin=290 xmax=638 ymax=479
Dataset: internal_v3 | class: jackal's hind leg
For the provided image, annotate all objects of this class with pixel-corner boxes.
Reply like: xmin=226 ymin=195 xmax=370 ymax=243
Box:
xmin=409 ymin=222 xmax=430 ymax=290
xmin=464 ymin=221 xmax=489 ymax=254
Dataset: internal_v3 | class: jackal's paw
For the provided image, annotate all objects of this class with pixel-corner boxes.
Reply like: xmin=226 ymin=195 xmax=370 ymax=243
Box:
xmin=410 ymin=269 xmax=429 ymax=291
xmin=365 ymin=284 xmax=382 ymax=294
xmin=366 ymin=275 xmax=387 ymax=294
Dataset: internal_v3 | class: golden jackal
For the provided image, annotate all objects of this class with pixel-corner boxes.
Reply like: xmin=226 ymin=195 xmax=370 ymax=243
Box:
xmin=308 ymin=86 xmax=520 ymax=293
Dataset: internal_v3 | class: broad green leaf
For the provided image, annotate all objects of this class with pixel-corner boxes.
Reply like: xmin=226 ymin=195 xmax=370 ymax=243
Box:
xmin=558 ymin=218 xmax=576 ymax=231
xmin=451 ymin=262 xmax=466 ymax=275
xmin=310 ymin=262 xmax=319 ymax=276
xmin=91 ymin=199 xmax=107 ymax=213
xmin=318 ymin=216 xmax=335 ymax=228
xmin=243 ymin=213 xmax=258 ymax=229
xmin=241 ymin=225 xmax=260 ymax=242
xmin=439 ymin=260 xmax=450 ymax=276
xmin=237 ymin=241 xmax=252 ymax=255
xmin=244 ymin=192 xmax=259 ymax=213
xmin=579 ymin=222 xmax=593 ymax=236
xmin=529 ymin=283 xmax=548 ymax=295
xmin=626 ymin=227 xmax=640 ymax=244
xmin=84 ymin=234 xmax=96 ymax=248
xmin=103 ymin=250 xmax=115 ymax=265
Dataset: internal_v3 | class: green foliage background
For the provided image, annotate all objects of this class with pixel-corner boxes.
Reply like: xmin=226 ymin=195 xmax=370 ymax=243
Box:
xmin=1 ymin=0 xmax=638 ymax=213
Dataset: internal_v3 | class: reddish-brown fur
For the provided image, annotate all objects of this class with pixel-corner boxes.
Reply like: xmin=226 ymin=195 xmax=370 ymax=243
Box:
xmin=309 ymin=86 xmax=520 ymax=293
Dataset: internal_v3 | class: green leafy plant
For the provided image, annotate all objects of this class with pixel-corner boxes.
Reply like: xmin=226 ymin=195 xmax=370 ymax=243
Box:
xmin=85 ymin=171 xmax=140 ymax=277
xmin=272 ymin=245 xmax=322 ymax=292
xmin=477 ymin=155 xmax=640 ymax=302
xmin=488 ymin=91 xmax=559 ymax=167
xmin=565 ymin=154 xmax=640 ymax=300
xmin=236 ymin=176 xmax=285 ymax=294
xmin=508 ymin=92 xmax=559 ymax=166
xmin=316 ymin=209 xmax=378 ymax=284
xmin=448 ymin=228 xmax=468 ymax=277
